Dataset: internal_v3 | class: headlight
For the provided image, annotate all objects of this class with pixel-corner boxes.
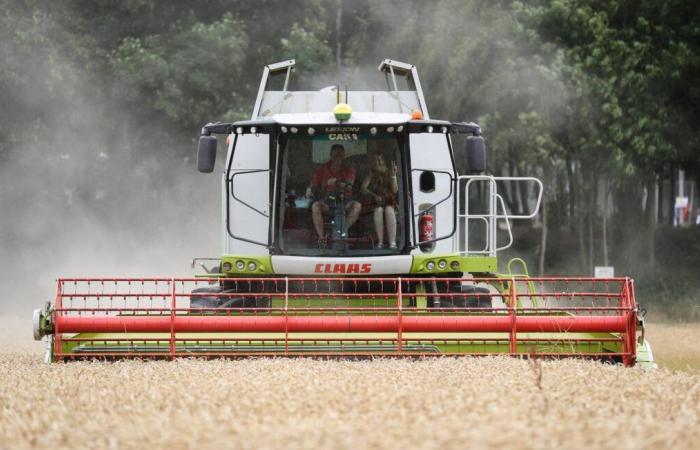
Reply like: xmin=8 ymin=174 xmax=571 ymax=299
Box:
xmin=247 ymin=262 xmax=257 ymax=272
xmin=235 ymin=260 xmax=245 ymax=271
xmin=426 ymin=261 xmax=436 ymax=271
xmin=222 ymin=262 xmax=232 ymax=272
xmin=438 ymin=259 xmax=447 ymax=270
xmin=450 ymin=261 xmax=460 ymax=270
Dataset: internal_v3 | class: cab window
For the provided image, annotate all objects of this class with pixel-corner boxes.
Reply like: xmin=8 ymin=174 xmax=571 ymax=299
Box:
xmin=277 ymin=133 xmax=405 ymax=256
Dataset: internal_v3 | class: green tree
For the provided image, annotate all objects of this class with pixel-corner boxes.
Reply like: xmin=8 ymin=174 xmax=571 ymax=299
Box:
xmin=112 ymin=13 xmax=249 ymax=128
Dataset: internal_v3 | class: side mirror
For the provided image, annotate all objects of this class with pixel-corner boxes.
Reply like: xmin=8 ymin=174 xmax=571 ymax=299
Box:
xmin=466 ymin=136 xmax=486 ymax=174
xmin=197 ymin=135 xmax=218 ymax=173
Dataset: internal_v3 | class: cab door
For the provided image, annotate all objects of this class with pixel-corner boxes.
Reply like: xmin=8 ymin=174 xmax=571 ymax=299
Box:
xmin=226 ymin=134 xmax=271 ymax=254
xmin=408 ymin=133 xmax=455 ymax=254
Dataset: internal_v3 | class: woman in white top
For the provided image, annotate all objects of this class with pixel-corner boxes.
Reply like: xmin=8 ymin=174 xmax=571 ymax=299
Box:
xmin=361 ymin=152 xmax=398 ymax=249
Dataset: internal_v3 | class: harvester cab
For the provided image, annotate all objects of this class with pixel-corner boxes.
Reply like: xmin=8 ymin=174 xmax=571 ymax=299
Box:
xmin=196 ymin=59 xmax=537 ymax=275
xmin=33 ymin=59 xmax=655 ymax=367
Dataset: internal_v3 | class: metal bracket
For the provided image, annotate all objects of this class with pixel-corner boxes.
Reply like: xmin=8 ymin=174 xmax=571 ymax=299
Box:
xmin=637 ymin=310 xmax=647 ymax=344
xmin=252 ymin=60 xmax=296 ymax=119
xmin=378 ymin=59 xmax=430 ymax=119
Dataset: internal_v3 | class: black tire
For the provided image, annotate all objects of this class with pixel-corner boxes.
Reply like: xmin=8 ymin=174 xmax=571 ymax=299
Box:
xmin=190 ymin=287 xmax=224 ymax=308
xmin=439 ymin=284 xmax=492 ymax=309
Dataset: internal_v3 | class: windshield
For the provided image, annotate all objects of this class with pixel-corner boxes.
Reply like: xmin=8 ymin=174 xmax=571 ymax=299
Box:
xmin=277 ymin=132 xmax=406 ymax=256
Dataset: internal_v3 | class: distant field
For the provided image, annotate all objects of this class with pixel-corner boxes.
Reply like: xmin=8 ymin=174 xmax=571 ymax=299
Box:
xmin=1 ymin=318 xmax=699 ymax=449
xmin=646 ymin=322 xmax=700 ymax=373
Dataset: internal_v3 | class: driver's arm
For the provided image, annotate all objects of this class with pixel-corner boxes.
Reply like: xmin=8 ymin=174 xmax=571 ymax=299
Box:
xmin=307 ymin=167 xmax=321 ymax=198
xmin=342 ymin=166 xmax=356 ymax=194
xmin=344 ymin=166 xmax=356 ymax=185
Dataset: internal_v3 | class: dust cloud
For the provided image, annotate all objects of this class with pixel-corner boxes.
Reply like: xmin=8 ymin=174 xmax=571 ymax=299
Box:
xmin=0 ymin=59 xmax=222 ymax=317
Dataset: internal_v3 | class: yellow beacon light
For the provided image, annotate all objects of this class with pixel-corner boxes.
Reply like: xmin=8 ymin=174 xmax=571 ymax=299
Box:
xmin=334 ymin=103 xmax=352 ymax=121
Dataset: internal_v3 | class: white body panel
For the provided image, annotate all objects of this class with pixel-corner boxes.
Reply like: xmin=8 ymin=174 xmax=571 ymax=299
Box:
xmin=226 ymin=134 xmax=270 ymax=254
xmin=259 ymin=92 xmax=421 ymax=117
xmin=408 ymin=133 xmax=455 ymax=255
xmin=272 ymin=255 xmax=413 ymax=275
xmin=272 ymin=111 xmax=411 ymax=125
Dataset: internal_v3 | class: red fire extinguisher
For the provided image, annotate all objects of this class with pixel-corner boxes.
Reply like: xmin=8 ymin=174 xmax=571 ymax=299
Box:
xmin=419 ymin=213 xmax=434 ymax=243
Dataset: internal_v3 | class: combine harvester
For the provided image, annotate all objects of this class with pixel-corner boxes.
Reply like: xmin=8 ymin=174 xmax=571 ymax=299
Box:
xmin=33 ymin=59 xmax=655 ymax=367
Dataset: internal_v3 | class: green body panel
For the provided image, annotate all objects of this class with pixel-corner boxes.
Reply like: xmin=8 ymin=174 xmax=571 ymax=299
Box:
xmin=635 ymin=339 xmax=657 ymax=369
xmin=219 ymin=255 xmax=273 ymax=275
xmin=61 ymin=331 xmax=624 ymax=356
xmin=215 ymin=254 xmax=497 ymax=277
xmin=410 ymin=255 xmax=498 ymax=274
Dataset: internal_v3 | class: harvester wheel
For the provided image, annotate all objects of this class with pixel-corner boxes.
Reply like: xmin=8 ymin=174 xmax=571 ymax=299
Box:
xmin=33 ymin=302 xmax=52 ymax=340
xmin=237 ymin=296 xmax=271 ymax=309
xmin=440 ymin=284 xmax=492 ymax=309
xmin=190 ymin=287 xmax=225 ymax=309
xmin=32 ymin=308 xmax=43 ymax=341
xmin=190 ymin=287 xmax=270 ymax=309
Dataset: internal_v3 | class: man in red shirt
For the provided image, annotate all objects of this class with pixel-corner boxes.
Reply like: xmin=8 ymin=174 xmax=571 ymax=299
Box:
xmin=306 ymin=143 xmax=361 ymax=245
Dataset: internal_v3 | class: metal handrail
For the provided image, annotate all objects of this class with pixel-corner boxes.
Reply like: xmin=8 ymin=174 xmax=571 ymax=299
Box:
xmin=457 ymin=175 xmax=543 ymax=256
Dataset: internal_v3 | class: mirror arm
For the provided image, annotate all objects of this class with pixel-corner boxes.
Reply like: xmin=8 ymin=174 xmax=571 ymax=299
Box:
xmin=202 ymin=122 xmax=234 ymax=136
xmin=450 ymin=121 xmax=482 ymax=136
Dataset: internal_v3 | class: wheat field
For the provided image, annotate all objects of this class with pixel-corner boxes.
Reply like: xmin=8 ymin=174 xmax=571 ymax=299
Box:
xmin=1 ymin=318 xmax=699 ymax=450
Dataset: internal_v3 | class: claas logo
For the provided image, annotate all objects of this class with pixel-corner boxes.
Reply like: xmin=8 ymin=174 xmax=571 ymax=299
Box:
xmin=314 ymin=263 xmax=371 ymax=274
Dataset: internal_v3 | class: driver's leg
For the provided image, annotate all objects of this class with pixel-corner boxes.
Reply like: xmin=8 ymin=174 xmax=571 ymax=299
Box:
xmin=345 ymin=200 xmax=361 ymax=231
xmin=311 ymin=201 xmax=326 ymax=239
